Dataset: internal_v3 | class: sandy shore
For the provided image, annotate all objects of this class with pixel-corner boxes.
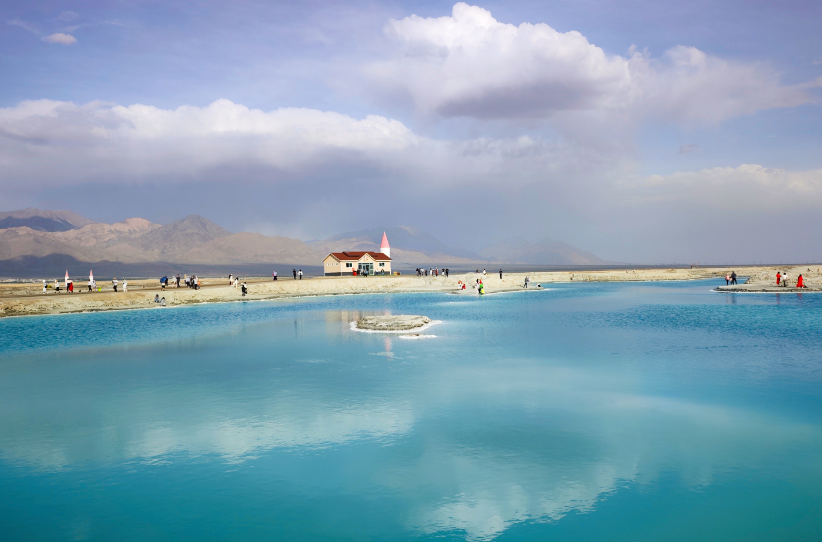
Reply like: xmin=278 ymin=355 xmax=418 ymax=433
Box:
xmin=1 ymin=266 xmax=818 ymax=318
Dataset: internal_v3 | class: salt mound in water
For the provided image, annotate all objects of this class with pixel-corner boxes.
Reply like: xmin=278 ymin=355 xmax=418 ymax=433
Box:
xmin=355 ymin=315 xmax=431 ymax=331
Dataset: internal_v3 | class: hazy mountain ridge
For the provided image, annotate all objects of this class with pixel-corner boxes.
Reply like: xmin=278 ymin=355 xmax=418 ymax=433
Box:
xmin=0 ymin=208 xmax=97 ymax=232
xmin=481 ymin=237 xmax=612 ymax=265
xmin=311 ymin=226 xmax=485 ymax=264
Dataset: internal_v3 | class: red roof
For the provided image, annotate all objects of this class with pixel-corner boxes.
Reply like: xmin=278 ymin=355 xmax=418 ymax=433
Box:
xmin=327 ymin=251 xmax=392 ymax=261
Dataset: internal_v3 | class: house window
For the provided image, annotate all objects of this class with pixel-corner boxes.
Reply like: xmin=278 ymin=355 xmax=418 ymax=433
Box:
xmin=379 ymin=263 xmax=384 ymax=267
xmin=345 ymin=263 xmax=353 ymax=268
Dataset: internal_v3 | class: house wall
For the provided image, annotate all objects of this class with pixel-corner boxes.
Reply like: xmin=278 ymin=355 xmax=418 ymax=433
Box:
xmin=359 ymin=253 xmax=391 ymax=274
xmin=323 ymin=255 xmax=356 ymax=276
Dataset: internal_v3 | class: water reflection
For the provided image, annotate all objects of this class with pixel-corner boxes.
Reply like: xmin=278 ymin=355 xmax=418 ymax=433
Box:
xmin=1 ymin=287 xmax=820 ymax=541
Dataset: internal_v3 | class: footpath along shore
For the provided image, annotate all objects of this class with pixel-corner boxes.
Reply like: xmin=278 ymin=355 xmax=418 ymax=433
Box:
xmin=1 ymin=265 xmax=819 ymax=318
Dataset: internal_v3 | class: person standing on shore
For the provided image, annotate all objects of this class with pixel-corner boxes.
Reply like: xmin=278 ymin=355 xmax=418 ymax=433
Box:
xmin=499 ymin=269 xmax=503 ymax=279
xmin=112 ymin=278 xmax=118 ymax=292
xmin=241 ymin=282 xmax=247 ymax=296
xmin=524 ymin=276 xmax=530 ymax=288
xmin=725 ymin=273 xmax=730 ymax=285
xmin=782 ymin=272 xmax=789 ymax=287
xmin=43 ymin=280 xmax=47 ymax=294
xmin=273 ymin=271 xmax=277 ymax=281
xmin=730 ymin=271 xmax=737 ymax=285
xmin=776 ymin=272 xmax=781 ymax=286
xmin=293 ymin=269 xmax=297 ymax=280
xmin=123 ymin=279 xmax=128 ymax=293
xmin=797 ymin=274 xmax=805 ymax=288
xmin=53 ymin=279 xmax=60 ymax=292
xmin=228 ymin=274 xmax=233 ymax=285
xmin=299 ymin=269 xmax=303 ymax=280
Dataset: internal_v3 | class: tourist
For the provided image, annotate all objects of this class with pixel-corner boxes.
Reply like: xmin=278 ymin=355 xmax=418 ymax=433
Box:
xmin=445 ymin=268 xmax=449 ymax=278
xmin=42 ymin=280 xmax=47 ymax=294
xmin=524 ymin=276 xmax=530 ymax=288
xmin=293 ymin=269 xmax=297 ymax=280
xmin=228 ymin=274 xmax=233 ymax=285
xmin=730 ymin=271 xmax=737 ymax=285
xmin=161 ymin=297 xmax=166 ymax=306
xmin=123 ymin=279 xmax=128 ymax=292
xmin=797 ymin=274 xmax=805 ymax=288
xmin=196 ymin=276 xmax=201 ymax=290
xmin=483 ymin=269 xmax=487 ymax=275
xmin=776 ymin=272 xmax=781 ymax=286
xmin=176 ymin=274 xmax=181 ymax=288
xmin=725 ymin=273 xmax=730 ymax=285
xmin=154 ymin=294 xmax=160 ymax=303
xmin=161 ymin=276 xmax=167 ymax=291
xmin=273 ymin=271 xmax=277 ymax=281
xmin=499 ymin=269 xmax=503 ymax=279
xmin=241 ymin=282 xmax=247 ymax=296
xmin=112 ymin=277 xmax=118 ymax=292
xmin=299 ymin=269 xmax=303 ymax=280
xmin=782 ymin=272 xmax=788 ymax=287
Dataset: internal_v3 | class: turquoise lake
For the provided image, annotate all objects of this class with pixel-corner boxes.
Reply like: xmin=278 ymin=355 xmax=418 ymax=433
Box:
xmin=1 ymin=279 xmax=821 ymax=541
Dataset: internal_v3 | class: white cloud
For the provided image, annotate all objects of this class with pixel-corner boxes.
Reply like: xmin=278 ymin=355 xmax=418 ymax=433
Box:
xmin=624 ymin=164 xmax=822 ymax=210
xmin=365 ymin=3 xmax=820 ymax=124
xmin=7 ymin=18 xmax=40 ymax=35
xmin=42 ymin=32 xmax=77 ymax=45
xmin=0 ymin=98 xmax=584 ymax=188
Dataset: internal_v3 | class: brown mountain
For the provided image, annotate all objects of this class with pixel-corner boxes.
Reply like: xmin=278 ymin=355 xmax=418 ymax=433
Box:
xmin=0 ymin=210 xmax=321 ymax=269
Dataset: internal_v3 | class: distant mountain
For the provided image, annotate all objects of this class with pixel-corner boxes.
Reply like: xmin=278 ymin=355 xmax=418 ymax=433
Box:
xmin=179 ymin=232 xmax=320 ymax=265
xmin=311 ymin=226 xmax=484 ymax=264
xmin=0 ymin=210 xmax=321 ymax=272
xmin=0 ymin=208 xmax=96 ymax=232
xmin=480 ymin=237 xmax=611 ymax=265
xmin=131 ymin=215 xmax=231 ymax=259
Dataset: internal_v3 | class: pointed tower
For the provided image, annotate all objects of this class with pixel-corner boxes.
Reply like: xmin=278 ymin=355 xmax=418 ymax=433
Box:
xmin=380 ymin=231 xmax=390 ymax=259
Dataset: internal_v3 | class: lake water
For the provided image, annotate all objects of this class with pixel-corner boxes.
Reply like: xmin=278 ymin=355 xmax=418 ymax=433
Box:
xmin=1 ymin=280 xmax=821 ymax=541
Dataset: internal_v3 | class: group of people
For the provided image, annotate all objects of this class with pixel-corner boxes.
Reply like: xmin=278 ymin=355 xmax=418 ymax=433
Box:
xmin=776 ymin=271 xmax=806 ymax=288
xmin=153 ymin=294 xmax=166 ymax=306
xmin=293 ymin=269 xmax=303 ymax=280
xmin=184 ymin=275 xmax=201 ymax=289
xmin=724 ymin=271 xmax=738 ymax=285
xmin=228 ymin=275 xmax=248 ymax=295
xmin=417 ymin=267 xmax=449 ymax=277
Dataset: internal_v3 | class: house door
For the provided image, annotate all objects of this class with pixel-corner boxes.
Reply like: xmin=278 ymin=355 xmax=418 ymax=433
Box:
xmin=358 ymin=263 xmax=373 ymax=275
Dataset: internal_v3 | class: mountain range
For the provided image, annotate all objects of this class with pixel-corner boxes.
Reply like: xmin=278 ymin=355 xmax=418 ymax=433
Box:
xmin=0 ymin=209 xmax=611 ymax=274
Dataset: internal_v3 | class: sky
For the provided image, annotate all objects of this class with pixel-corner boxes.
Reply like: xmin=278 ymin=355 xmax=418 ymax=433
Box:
xmin=1 ymin=0 xmax=821 ymax=263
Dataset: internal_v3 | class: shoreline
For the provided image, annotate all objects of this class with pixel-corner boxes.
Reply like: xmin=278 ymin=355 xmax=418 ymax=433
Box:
xmin=2 ymin=266 xmax=819 ymax=319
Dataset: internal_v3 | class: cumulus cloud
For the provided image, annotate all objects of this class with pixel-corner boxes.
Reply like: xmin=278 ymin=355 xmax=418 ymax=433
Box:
xmin=365 ymin=3 xmax=820 ymax=124
xmin=0 ymin=98 xmax=585 ymax=188
xmin=42 ymin=32 xmax=77 ymax=45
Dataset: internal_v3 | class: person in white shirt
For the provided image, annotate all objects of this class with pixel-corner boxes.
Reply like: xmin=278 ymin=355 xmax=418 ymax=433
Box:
xmin=123 ymin=279 xmax=128 ymax=293
xmin=112 ymin=278 xmax=118 ymax=292
xmin=42 ymin=280 xmax=47 ymax=294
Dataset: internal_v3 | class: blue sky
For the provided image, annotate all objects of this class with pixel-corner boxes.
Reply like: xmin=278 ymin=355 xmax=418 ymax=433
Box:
xmin=1 ymin=0 xmax=821 ymax=262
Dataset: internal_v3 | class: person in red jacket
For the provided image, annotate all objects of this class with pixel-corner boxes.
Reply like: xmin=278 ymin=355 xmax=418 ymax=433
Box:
xmin=776 ymin=272 xmax=781 ymax=285
xmin=797 ymin=275 xmax=805 ymax=288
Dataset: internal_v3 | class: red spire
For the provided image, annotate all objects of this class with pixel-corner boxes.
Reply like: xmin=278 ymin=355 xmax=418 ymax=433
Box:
xmin=380 ymin=231 xmax=390 ymax=248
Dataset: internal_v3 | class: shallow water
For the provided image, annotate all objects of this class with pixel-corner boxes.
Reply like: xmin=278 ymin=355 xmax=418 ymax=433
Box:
xmin=1 ymin=280 xmax=821 ymax=541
